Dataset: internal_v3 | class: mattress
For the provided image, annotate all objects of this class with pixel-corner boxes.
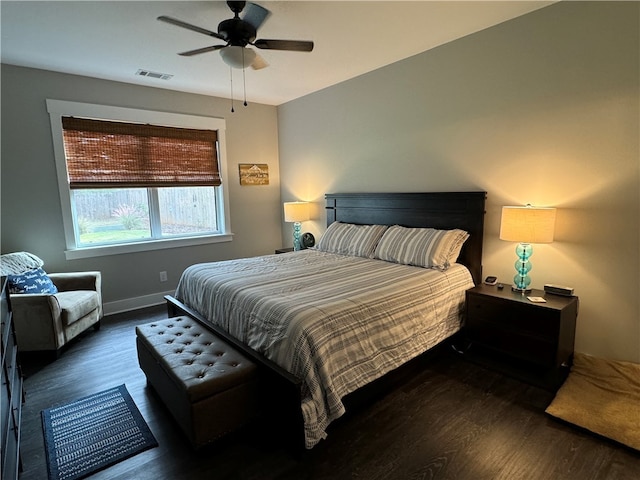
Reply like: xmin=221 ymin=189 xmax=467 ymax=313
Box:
xmin=175 ymin=249 xmax=474 ymax=448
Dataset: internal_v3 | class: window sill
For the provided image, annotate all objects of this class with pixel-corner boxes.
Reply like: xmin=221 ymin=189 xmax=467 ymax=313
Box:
xmin=64 ymin=233 xmax=234 ymax=260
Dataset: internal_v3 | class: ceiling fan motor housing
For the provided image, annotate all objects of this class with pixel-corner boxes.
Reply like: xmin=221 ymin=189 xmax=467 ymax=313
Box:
xmin=218 ymin=18 xmax=256 ymax=46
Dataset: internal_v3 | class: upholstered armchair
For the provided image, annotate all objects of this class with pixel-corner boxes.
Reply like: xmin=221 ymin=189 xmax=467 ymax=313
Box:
xmin=1 ymin=252 xmax=102 ymax=355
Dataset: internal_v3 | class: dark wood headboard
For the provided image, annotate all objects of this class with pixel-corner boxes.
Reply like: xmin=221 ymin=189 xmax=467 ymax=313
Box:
xmin=325 ymin=192 xmax=486 ymax=285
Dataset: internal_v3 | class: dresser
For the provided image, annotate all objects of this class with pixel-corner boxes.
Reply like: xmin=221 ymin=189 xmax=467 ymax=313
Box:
xmin=1 ymin=277 xmax=24 ymax=480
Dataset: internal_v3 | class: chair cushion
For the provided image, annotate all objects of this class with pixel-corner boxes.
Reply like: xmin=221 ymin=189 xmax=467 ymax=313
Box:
xmin=55 ymin=290 xmax=100 ymax=326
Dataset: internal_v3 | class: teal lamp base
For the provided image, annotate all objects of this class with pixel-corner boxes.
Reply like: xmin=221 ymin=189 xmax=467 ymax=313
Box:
xmin=512 ymin=242 xmax=533 ymax=293
xmin=292 ymin=221 xmax=302 ymax=251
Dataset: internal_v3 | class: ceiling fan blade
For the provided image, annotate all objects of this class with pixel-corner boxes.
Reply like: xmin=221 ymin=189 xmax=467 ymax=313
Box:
xmin=251 ymin=53 xmax=269 ymax=70
xmin=178 ymin=45 xmax=226 ymax=57
xmin=157 ymin=16 xmax=225 ymax=40
xmin=253 ymin=39 xmax=314 ymax=52
xmin=242 ymin=2 xmax=271 ymax=30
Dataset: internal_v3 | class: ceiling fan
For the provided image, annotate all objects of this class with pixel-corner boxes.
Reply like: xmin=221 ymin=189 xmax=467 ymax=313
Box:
xmin=158 ymin=1 xmax=314 ymax=71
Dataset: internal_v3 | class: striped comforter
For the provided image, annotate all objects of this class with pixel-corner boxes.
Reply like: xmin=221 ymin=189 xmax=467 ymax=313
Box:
xmin=175 ymin=249 xmax=474 ymax=448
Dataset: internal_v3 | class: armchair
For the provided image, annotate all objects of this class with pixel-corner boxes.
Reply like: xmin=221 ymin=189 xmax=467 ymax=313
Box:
xmin=1 ymin=252 xmax=102 ymax=355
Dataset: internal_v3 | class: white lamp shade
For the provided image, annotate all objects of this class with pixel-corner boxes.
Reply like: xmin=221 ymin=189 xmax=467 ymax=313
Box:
xmin=220 ymin=46 xmax=256 ymax=69
xmin=283 ymin=202 xmax=310 ymax=223
xmin=500 ymin=206 xmax=556 ymax=243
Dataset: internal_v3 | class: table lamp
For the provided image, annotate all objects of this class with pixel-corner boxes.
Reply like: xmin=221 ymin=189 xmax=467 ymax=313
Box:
xmin=283 ymin=202 xmax=310 ymax=251
xmin=499 ymin=205 xmax=556 ymax=292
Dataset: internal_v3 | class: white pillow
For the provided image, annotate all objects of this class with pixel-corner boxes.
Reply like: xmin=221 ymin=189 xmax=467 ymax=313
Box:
xmin=373 ymin=225 xmax=469 ymax=270
xmin=315 ymin=222 xmax=388 ymax=258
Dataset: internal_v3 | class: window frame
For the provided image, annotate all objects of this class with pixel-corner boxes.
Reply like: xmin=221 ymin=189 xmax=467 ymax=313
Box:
xmin=47 ymin=99 xmax=233 ymax=260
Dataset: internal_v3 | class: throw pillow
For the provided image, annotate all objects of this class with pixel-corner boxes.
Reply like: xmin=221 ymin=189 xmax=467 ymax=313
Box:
xmin=7 ymin=268 xmax=58 ymax=294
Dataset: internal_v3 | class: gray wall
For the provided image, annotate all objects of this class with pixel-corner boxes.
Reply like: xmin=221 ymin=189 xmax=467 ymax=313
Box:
xmin=277 ymin=2 xmax=640 ymax=362
xmin=1 ymin=65 xmax=282 ymax=312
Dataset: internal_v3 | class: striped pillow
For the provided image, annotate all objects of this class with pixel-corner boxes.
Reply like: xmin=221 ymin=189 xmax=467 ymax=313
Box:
xmin=315 ymin=222 xmax=388 ymax=258
xmin=374 ymin=225 xmax=470 ymax=270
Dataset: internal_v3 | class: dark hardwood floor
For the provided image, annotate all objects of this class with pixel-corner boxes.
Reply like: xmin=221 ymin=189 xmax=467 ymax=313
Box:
xmin=19 ymin=306 xmax=639 ymax=480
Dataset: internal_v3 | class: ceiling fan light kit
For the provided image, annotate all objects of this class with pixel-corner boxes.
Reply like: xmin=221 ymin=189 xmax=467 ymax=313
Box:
xmin=158 ymin=1 xmax=314 ymax=110
xmin=220 ymin=46 xmax=256 ymax=69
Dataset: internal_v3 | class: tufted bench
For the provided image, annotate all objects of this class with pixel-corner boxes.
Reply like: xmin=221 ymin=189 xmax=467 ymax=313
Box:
xmin=135 ymin=316 xmax=260 ymax=448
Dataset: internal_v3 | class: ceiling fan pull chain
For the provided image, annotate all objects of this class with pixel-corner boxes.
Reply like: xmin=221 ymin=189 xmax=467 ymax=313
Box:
xmin=229 ymin=66 xmax=235 ymax=113
xmin=242 ymin=56 xmax=248 ymax=107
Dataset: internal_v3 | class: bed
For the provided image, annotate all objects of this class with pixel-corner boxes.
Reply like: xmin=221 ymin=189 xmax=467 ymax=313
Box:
xmin=166 ymin=191 xmax=486 ymax=449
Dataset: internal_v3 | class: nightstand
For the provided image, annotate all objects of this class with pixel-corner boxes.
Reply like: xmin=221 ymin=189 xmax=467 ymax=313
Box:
xmin=462 ymin=284 xmax=578 ymax=390
xmin=275 ymin=247 xmax=294 ymax=254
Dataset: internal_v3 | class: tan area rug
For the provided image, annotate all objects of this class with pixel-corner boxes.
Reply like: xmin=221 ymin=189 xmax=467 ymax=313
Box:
xmin=546 ymin=352 xmax=640 ymax=451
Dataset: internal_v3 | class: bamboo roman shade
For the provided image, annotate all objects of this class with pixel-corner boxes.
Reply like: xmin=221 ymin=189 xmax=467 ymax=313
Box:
xmin=61 ymin=117 xmax=220 ymax=188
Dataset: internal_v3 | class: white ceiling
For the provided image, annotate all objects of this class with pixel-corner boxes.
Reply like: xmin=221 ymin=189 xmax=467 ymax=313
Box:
xmin=1 ymin=1 xmax=554 ymax=106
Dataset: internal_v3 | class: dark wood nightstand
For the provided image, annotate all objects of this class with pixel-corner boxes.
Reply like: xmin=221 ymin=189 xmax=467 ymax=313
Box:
xmin=461 ymin=284 xmax=578 ymax=390
xmin=275 ymin=247 xmax=294 ymax=254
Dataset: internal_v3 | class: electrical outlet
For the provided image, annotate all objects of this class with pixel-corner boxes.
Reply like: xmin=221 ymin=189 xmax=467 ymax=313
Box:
xmin=159 ymin=271 xmax=168 ymax=282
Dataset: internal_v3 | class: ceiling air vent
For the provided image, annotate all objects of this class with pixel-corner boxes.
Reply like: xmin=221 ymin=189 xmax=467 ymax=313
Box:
xmin=136 ymin=69 xmax=173 ymax=80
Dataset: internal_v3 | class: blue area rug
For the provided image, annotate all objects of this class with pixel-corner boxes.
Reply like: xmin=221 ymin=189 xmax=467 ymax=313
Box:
xmin=42 ymin=384 xmax=158 ymax=480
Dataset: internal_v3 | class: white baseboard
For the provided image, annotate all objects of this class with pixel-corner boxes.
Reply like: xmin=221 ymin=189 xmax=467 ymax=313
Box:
xmin=103 ymin=290 xmax=175 ymax=316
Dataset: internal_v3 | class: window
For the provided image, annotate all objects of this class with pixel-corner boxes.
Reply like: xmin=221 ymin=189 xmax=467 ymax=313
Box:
xmin=47 ymin=100 xmax=232 ymax=259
